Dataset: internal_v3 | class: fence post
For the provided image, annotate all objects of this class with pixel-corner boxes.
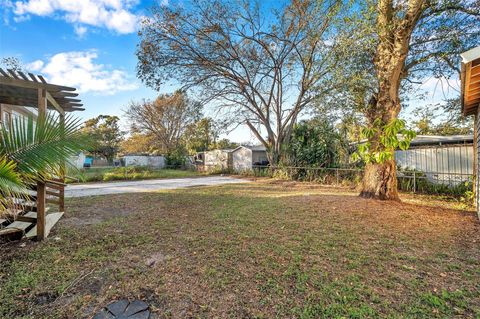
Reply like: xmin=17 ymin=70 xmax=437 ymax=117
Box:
xmin=413 ymin=171 xmax=416 ymax=193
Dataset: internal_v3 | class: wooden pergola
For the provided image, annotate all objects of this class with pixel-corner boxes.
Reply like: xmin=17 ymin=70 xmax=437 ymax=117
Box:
xmin=0 ymin=68 xmax=84 ymax=240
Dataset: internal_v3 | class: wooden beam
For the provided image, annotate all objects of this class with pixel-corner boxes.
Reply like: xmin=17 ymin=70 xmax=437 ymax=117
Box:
xmin=17 ymin=71 xmax=30 ymax=81
xmin=28 ymin=73 xmax=39 ymax=82
xmin=46 ymin=91 xmax=65 ymax=115
xmin=464 ymin=62 xmax=472 ymax=115
xmin=38 ymin=88 xmax=47 ymax=116
xmin=0 ymin=74 xmax=76 ymax=92
xmin=7 ymin=69 xmax=20 ymax=79
xmin=38 ymin=75 xmax=48 ymax=84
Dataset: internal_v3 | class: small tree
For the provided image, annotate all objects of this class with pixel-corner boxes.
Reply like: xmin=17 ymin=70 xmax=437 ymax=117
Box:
xmin=125 ymin=91 xmax=201 ymax=154
xmin=184 ymin=117 xmax=220 ymax=153
xmin=136 ymin=0 xmax=342 ymax=165
xmin=82 ymin=115 xmax=124 ymax=164
xmin=285 ymin=118 xmax=347 ymax=168
xmin=119 ymin=133 xmax=157 ymax=155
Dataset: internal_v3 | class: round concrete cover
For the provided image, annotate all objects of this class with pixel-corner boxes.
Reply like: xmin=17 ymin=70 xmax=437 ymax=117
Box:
xmin=93 ymin=299 xmax=150 ymax=319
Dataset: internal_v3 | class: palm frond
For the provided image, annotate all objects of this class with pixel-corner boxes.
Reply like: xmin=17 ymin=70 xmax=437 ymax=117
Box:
xmin=0 ymin=113 xmax=91 ymax=180
xmin=0 ymin=158 xmax=26 ymax=214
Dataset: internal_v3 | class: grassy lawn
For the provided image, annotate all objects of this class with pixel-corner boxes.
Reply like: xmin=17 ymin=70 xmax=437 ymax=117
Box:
xmin=1 ymin=180 xmax=479 ymax=318
xmin=68 ymin=166 xmax=203 ymax=183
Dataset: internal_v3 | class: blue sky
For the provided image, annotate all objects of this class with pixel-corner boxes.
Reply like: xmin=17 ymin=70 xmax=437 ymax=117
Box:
xmin=0 ymin=0 xmax=462 ymax=143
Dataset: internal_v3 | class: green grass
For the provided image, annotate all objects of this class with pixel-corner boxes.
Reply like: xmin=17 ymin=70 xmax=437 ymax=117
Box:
xmin=67 ymin=166 xmax=203 ymax=183
xmin=1 ymin=181 xmax=479 ymax=318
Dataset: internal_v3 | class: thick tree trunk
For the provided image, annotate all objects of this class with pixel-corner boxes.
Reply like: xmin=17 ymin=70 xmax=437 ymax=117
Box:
xmin=360 ymin=159 xmax=399 ymax=200
xmin=359 ymin=0 xmax=425 ymax=200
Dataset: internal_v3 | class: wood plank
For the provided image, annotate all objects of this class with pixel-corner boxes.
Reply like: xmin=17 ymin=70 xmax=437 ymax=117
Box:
xmin=7 ymin=69 xmax=20 ymax=79
xmin=46 ymin=91 xmax=65 ymax=115
xmin=5 ymin=212 xmax=37 ymax=232
xmin=38 ymin=75 xmax=48 ymax=84
xmin=46 ymin=198 xmax=60 ymax=205
xmin=45 ymin=183 xmax=64 ymax=191
xmin=0 ymin=74 xmax=76 ymax=92
xmin=47 ymin=190 xmax=60 ymax=197
xmin=17 ymin=71 xmax=30 ymax=81
xmin=36 ymin=181 xmax=46 ymax=241
xmin=46 ymin=179 xmax=67 ymax=187
xmin=0 ymin=68 xmax=9 ymax=77
xmin=25 ymin=212 xmax=64 ymax=239
xmin=16 ymin=212 xmax=37 ymax=223
xmin=28 ymin=72 xmax=39 ymax=82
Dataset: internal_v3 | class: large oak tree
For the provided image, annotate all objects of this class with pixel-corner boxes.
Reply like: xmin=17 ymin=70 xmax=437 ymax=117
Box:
xmin=332 ymin=0 xmax=479 ymax=200
xmin=136 ymin=0 xmax=342 ymax=164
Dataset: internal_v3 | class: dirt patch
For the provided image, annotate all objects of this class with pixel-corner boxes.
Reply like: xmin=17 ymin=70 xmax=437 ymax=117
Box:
xmin=62 ymin=205 xmax=136 ymax=227
xmin=145 ymin=252 xmax=170 ymax=267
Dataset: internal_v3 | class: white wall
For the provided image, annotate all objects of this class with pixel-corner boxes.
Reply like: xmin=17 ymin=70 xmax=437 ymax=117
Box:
xmin=232 ymin=147 xmax=252 ymax=171
xmin=123 ymin=155 xmax=166 ymax=168
xmin=204 ymin=150 xmax=229 ymax=169
xmin=395 ymin=145 xmax=473 ymax=184
xmin=68 ymin=152 xmax=86 ymax=169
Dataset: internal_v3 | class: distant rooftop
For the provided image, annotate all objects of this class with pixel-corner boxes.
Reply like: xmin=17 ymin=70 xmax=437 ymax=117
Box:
xmin=352 ymin=134 xmax=473 ymax=147
xmin=409 ymin=134 xmax=473 ymax=146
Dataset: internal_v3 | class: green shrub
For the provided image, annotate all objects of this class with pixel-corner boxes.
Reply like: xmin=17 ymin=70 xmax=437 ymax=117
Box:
xmin=165 ymin=149 xmax=186 ymax=168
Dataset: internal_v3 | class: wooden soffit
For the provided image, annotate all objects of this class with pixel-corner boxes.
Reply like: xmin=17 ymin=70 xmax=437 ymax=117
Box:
xmin=461 ymin=47 xmax=480 ymax=116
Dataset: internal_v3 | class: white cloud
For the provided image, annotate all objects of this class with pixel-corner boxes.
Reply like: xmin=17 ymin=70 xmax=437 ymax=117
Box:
xmin=74 ymin=25 xmax=87 ymax=37
xmin=27 ymin=50 xmax=139 ymax=95
xmin=12 ymin=0 xmax=140 ymax=34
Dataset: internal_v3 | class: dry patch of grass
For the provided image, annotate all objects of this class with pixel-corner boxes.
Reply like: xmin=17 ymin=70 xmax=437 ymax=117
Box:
xmin=1 ymin=180 xmax=479 ymax=318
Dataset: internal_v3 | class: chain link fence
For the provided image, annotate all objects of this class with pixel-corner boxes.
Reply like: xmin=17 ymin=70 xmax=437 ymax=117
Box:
xmin=249 ymin=165 xmax=473 ymax=198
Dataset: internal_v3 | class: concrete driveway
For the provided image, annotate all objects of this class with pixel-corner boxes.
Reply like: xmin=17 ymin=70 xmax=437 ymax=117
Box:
xmin=65 ymin=176 xmax=249 ymax=198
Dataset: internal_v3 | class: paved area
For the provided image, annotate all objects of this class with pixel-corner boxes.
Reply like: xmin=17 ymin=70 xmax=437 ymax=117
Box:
xmin=65 ymin=176 xmax=249 ymax=198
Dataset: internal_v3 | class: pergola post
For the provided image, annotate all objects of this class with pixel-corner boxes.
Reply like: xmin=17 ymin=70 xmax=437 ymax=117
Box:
xmin=59 ymin=112 xmax=65 ymax=212
xmin=36 ymin=88 xmax=47 ymax=241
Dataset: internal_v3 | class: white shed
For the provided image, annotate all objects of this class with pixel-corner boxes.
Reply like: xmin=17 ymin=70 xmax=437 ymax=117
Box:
xmin=123 ymin=155 xmax=166 ymax=168
xmin=231 ymin=146 xmax=253 ymax=171
xmin=204 ymin=149 xmax=231 ymax=170
xmin=68 ymin=152 xmax=86 ymax=169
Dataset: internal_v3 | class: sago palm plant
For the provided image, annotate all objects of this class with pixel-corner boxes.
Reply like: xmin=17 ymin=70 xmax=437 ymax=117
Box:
xmin=0 ymin=113 xmax=89 ymax=214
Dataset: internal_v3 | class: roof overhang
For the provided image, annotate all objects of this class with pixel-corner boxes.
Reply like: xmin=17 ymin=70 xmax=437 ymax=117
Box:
xmin=461 ymin=46 xmax=480 ymax=116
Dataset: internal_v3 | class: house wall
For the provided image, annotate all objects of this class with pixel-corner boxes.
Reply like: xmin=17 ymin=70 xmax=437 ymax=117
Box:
xmin=0 ymin=104 xmax=36 ymax=130
xmin=476 ymin=110 xmax=480 ymax=218
xmin=123 ymin=155 xmax=166 ymax=168
xmin=232 ymin=147 xmax=252 ymax=172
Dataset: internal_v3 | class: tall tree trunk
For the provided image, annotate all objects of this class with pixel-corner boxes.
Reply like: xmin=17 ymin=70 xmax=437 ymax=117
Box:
xmin=361 ymin=160 xmax=399 ymax=200
xmin=360 ymin=78 xmax=402 ymax=200
xmin=359 ymin=0 xmax=425 ymax=200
